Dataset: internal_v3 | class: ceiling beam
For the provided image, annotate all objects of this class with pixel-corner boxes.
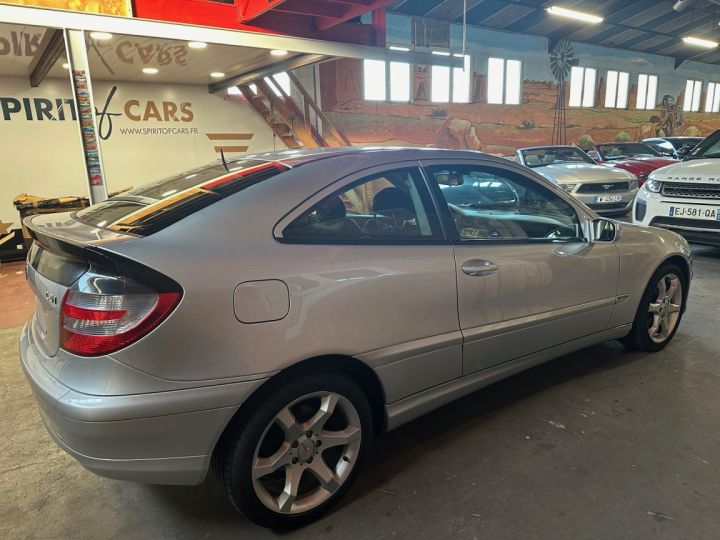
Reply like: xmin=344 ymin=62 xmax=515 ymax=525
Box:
xmin=274 ymin=0 xmax=346 ymax=18
xmin=314 ymin=0 xmax=394 ymax=31
xmin=238 ymin=0 xmax=287 ymax=22
xmin=209 ymin=53 xmax=329 ymax=93
xmin=208 ymin=47 xmax=462 ymax=93
xmin=28 ymin=28 xmax=64 ymax=87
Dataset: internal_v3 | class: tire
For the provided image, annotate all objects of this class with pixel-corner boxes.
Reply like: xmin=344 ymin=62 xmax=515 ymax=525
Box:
xmin=215 ymin=372 xmax=372 ymax=529
xmin=622 ymin=263 xmax=686 ymax=352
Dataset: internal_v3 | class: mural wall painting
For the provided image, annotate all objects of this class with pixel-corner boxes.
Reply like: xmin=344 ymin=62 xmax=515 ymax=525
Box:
xmin=319 ymin=29 xmax=720 ymax=156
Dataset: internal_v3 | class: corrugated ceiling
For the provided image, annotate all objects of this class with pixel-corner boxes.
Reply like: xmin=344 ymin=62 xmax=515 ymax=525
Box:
xmin=389 ymin=0 xmax=720 ymax=66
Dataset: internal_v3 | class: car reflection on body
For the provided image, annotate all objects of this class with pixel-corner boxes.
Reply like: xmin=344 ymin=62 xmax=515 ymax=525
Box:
xmin=515 ymin=145 xmax=639 ymax=215
xmin=590 ymin=142 xmax=677 ymax=185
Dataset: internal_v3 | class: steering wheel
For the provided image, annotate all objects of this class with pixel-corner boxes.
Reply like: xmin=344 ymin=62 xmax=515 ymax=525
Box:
xmin=544 ymin=226 xmax=570 ymax=239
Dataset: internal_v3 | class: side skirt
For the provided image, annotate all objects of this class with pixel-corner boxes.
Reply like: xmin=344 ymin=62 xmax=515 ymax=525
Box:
xmin=384 ymin=324 xmax=631 ymax=431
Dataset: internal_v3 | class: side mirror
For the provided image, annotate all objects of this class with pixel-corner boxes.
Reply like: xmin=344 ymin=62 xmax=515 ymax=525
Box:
xmin=587 ymin=150 xmax=598 ymax=159
xmin=590 ymin=218 xmax=617 ymax=242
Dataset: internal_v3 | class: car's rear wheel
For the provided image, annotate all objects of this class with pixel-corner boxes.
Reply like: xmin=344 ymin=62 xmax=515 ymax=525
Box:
xmin=215 ymin=372 xmax=372 ymax=528
xmin=623 ymin=263 xmax=686 ymax=352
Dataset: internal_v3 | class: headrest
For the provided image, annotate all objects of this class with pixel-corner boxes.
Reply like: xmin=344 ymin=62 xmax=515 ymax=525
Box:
xmin=372 ymin=188 xmax=414 ymax=214
xmin=316 ymin=195 xmax=346 ymax=220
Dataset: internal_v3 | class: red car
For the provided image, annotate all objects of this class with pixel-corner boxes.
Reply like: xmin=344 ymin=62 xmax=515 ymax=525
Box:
xmin=590 ymin=142 xmax=677 ymax=185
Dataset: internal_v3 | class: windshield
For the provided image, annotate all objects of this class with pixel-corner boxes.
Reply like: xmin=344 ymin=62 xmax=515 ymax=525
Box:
xmin=439 ymin=175 xmax=519 ymax=208
xmin=686 ymin=131 xmax=720 ymax=159
xmin=666 ymin=137 xmax=703 ymax=149
xmin=597 ymin=143 xmax=660 ymax=159
xmin=519 ymin=147 xmax=595 ymax=168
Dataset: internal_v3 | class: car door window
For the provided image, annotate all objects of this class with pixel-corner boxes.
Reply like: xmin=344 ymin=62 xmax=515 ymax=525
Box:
xmin=283 ymin=167 xmax=442 ymax=243
xmin=426 ymin=164 xmax=584 ymax=242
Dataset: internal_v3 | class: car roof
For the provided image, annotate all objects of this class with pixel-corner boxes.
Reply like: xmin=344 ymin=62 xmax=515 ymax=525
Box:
xmin=237 ymin=146 xmax=510 ymax=167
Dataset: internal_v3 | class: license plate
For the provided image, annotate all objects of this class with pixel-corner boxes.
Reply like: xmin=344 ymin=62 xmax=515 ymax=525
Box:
xmin=594 ymin=195 xmax=623 ymax=203
xmin=668 ymin=205 xmax=720 ymax=220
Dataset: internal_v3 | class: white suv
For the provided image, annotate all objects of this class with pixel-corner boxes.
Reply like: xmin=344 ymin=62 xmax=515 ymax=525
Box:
xmin=634 ymin=130 xmax=719 ymax=246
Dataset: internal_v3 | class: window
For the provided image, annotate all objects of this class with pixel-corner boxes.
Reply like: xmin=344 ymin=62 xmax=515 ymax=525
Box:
xmin=282 ymin=168 xmax=440 ymax=243
xmin=569 ymin=66 xmax=597 ymax=107
xmin=684 ymin=79 xmax=702 ymax=112
xmin=390 ymin=61 xmax=411 ymax=101
xmin=431 ymin=53 xmax=471 ymax=103
xmin=265 ymin=72 xmax=291 ymax=97
xmin=604 ymin=70 xmax=629 ymax=108
xmin=487 ymin=58 xmax=522 ymax=105
xmin=426 ymin=164 xmax=582 ymax=241
xmin=453 ymin=54 xmax=472 ymax=103
xmin=706 ymin=82 xmax=720 ymax=113
xmin=636 ymin=74 xmax=658 ymax=110
xmin=363 ymin=59 xmax=387 ymax=101
xmin=431 ymin=63 xmax=450 ymax=103
xmin=644 ymin=139 xmax=676 ymax=157
xmin=362 ymin=59 xmax=411 ymax=102
xmin=76 ymin=160 xmax=286 ymax=237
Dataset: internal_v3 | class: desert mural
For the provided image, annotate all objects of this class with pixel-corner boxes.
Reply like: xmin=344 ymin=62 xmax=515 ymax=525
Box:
xmin=319 ymin=19 xmax=720 ymax=156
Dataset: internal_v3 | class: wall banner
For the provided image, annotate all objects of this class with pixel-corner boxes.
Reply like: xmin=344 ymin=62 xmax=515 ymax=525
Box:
xmin=1 ymin=1 xmax=132 ymax=16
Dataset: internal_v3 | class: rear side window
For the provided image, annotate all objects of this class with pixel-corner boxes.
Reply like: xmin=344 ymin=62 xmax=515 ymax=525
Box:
xmin=76 ymin=160 xmax=287 ymax=236
xmin=282 ymin=167 xmax=442 ymax=243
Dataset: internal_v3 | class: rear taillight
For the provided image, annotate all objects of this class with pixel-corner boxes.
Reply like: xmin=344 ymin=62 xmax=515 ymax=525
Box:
xmin=60 ymin=289 xmax=180 ymax=356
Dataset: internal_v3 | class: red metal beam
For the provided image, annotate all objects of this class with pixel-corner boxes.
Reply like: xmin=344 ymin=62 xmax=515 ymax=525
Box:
xmin=132 ymin=0 xmax=386 ymax=46
xmin=330 ymin=0 xmax=379 ymax=5
xmin=274 ymin=0 xmax=347 ymax=19
xmin=238 ymin=0 xmax=287 ymax=22
xmin=252 ymin=10 xmax=380 ymax=43
xmin=314 ymin=0 xmax=394 ymax=31
xmin=372 ymin=7 xmax=386 ymax=48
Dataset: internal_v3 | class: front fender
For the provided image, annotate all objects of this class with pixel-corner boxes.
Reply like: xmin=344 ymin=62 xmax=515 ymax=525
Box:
xmin=609 ymin=223 xmax=691 ymax=327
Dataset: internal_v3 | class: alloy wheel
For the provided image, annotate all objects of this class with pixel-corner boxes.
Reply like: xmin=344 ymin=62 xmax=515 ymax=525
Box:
xmin=648 ymin=273 xmax=683 ymax=344
xmin=251 ymin=391 xmax=362 ymax=515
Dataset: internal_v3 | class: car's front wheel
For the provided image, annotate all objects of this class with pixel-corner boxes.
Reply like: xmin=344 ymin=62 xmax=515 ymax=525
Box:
xmin=215 ymin=372 xmax=372 ymax=528
xmin=623 ymin=263 xmax=686 ymax=352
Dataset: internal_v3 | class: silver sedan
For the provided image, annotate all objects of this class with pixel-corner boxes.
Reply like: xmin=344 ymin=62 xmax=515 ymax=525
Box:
xmin=20 ymin=147 xmax=690 ymax=528
xmin=515 ymin=145 xmax=639 ymax=215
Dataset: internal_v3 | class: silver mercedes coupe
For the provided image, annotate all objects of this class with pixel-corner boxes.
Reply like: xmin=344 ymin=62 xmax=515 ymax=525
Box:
xmin=20 ymin=147 xmax=691 ymax=528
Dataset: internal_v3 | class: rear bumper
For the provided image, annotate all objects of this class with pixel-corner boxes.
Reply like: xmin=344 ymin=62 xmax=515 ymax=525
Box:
xmin=19 ymin=322 xmax=267 ymax=485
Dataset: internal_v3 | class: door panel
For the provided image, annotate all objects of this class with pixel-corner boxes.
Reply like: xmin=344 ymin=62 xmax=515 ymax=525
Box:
xmin=275 ymin=162 xmax=462 ymax=400
xmin=455 ymin=242 xmax=619 ymax=374
xmin=420 ymin=158 xmax=620 ymax=375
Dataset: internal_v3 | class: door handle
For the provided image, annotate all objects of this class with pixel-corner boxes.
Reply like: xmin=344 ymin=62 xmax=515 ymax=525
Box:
xmin=461 ymin=259 xmax=498 ymax=277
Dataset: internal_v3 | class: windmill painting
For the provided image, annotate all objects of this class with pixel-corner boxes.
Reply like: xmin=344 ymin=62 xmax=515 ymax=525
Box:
xmin=549 ymin=40 xmax=579 ymax=145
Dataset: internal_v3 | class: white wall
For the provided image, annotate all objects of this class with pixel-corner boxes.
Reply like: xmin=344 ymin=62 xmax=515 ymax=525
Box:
xmin=0 ymin=75 xmax=279 ymax=227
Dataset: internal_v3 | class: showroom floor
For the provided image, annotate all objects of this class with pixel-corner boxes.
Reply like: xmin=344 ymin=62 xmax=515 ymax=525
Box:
xmin=2 ymin=248 xmax=720 ymax=539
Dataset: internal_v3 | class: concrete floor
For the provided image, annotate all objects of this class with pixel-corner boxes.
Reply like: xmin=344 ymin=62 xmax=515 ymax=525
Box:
xmin=2 ymin=247 xmax=720 ymax=539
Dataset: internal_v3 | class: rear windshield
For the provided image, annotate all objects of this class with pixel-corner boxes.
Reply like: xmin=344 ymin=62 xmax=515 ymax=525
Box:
xmin=75 ymin=159 xmax=287 ymax=236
